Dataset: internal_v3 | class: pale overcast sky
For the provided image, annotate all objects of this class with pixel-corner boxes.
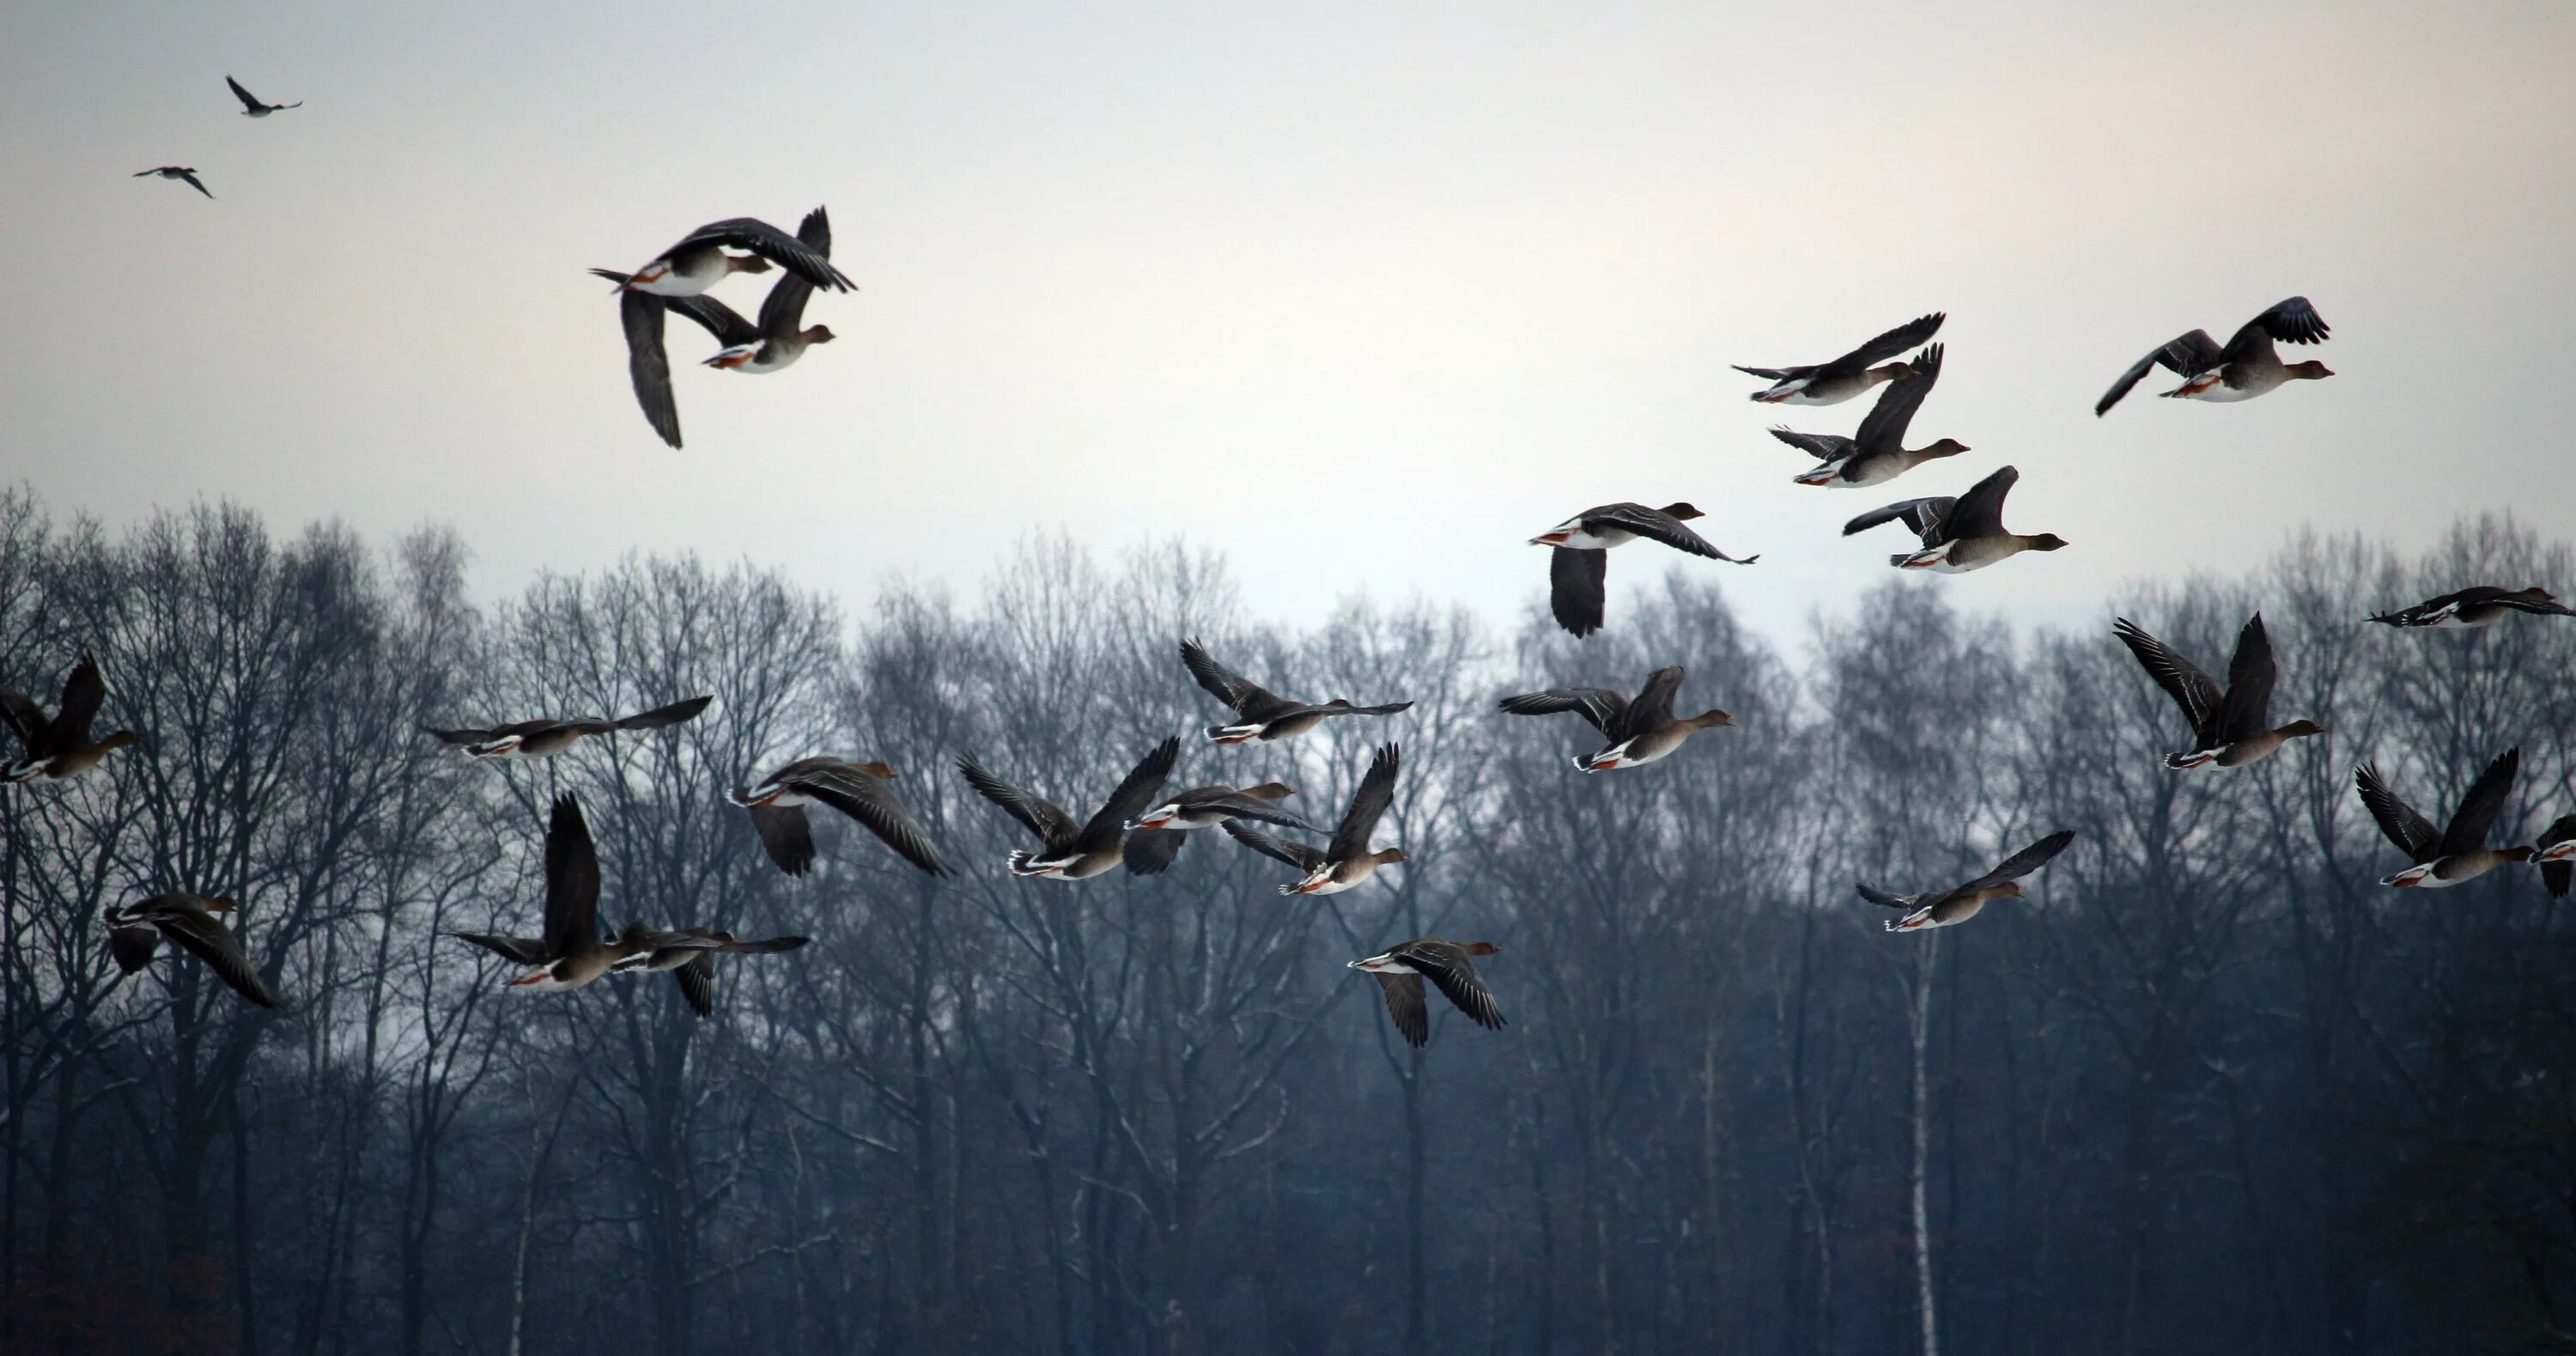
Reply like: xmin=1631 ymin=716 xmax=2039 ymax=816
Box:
xmin=5 ymin=1 xmax=2573 ymax=648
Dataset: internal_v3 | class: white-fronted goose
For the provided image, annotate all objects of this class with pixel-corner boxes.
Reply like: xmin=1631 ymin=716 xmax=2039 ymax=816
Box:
xmin=728 ymin=757 xmax=948 ymax=878
xmin=2356 ymin=748 xmax=2530 ymax=888
xmin=105 ymin=894 xmax=277 ymax=1008
xmin=1499 ymin=664 xmax=1732 ymax=772
xmin=472 ymin=794 xmax=650 ymax=992
xmin=3 ymin=652 xmax=139 ymax=784
xmin=959 ymin=737 xmax=1182 ymax=880
xmin=1222 ymin=742 xmax=1406 ymax=895
xmin=1770 ymin=344 xmax=1969 ymax=488
xmin=608 ymin=215 xmax=854 ymax=299
xmin=2095 ymin=297 xmax=2330 ymax=415
xmin=1842 ymin=465 xmax=2066 ymax=573
xmin=1178 ymin=639 xmax=1413 ymax=744
xmin=134 ymin=167 xmax=213 ymax=199
xmin=1737 ymin=312 xmax=1944 ymax=404
xmin=1530 ymin=502 xmax=1758 ymax=638
xmin=1121 ymin=781 xmax=1321 ymax=875
xmin=2112 ymin=613 xmax=2324 ymax=769
xmin=1349 ymin=939 xmax=1505 ymax=1048
xmin=2366 ymin=587 xmax=2576 ymax=629
xmin=610 ymin=927 xmax=810 ymax=1019
xmin=1861 ymin=830 xmax=2075 ymax=933
xmin=226 ymin=76 xmax=301 ymax=117
xmin=422 ymin=695 xmax=709 ymax=759
xmin=598 ymin=208 xmax=844 ymax=447
xmin=2536 ymin=815 xmax=2576 ymax=899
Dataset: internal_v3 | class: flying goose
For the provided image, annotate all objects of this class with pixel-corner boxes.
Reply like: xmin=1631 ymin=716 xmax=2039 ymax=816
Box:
xmin=105 ymin=894 xmax=277 ymax=1008
xmin=1178 ymin=639 xmax=1412 ymax=744
xmin=225 ymin=76 xmax=301 ymax=116
xmin=2112 ymin=612 xmax=2324 ymax=769
xmin=728 ymin=757 xmax=948 ymax=878
xmin=1121 ymin=781 xmax=1321 ymax=875
xmin=598 ymin=208 xmax=842 ymax=447
xmin=1498 ymin=664 xmax=1732 ymax=772
xmin=2095 ymin=297 xmax=2330 ymax=416
xmin=605 ymin=214 xmax=855 ymax=300
xmin=422 ymin=695 xmax=710 ymax=759
xmin=1842 ymin=465 xmax=2066 ymax=572
xmin=959 ymin=737 xmax=1182 ymax=880
xmin=468 ymin=794 xmax=651 ymax=992
xmin=610 ymin=928 xmax=810 ymax=1019
xmin=2366 ymin=587 xmax=2576 ymax=629
xmin=1860 ymin=830 xmax=2076 ymax=933
xmin=1222 ymin=742 xmax=1406 ymax=894
xmin=1349 ymin=939 xmax=1505 ymax=1048
xmin=1770 ymin=344 xmax=1969 ymax=488
xmin=1737 ymin=312 xmax=1945 ymax=405
xmin=2356 ymin=748 xmax=2530 ymax=888
xmin=3 ymin=652 xmax=140 ymax=784
xmin=134 ymin=167 xmax=213 ymax=199
xmin=1529 ymin=502 xmax=1758 ymax=638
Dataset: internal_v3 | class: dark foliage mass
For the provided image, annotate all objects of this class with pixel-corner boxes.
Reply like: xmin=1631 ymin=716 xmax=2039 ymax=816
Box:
xmin=0 ymin=483 xmax=2571 ymax=1354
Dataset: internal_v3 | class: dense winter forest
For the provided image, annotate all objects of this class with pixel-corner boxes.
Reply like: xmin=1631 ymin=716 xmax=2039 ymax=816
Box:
xmin=0 ymin=481 xmax=2569 ymax=1355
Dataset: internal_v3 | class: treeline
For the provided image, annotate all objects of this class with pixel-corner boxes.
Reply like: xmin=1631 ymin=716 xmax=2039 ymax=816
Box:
xmin=0 ymin=483 xmax=2570 ymax=1355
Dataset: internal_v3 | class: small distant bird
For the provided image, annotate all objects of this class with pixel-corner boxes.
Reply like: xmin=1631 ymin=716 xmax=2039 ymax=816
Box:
xmin=1842 ymin=465 xmax=2066 ymax=573
xmin=959 ymin=738 xmax=1182 ymax=880
xmin=3 ymin=651 xmax=140 ymax=784
xmin=728 ymin=757 xmax=948 ymax=878
xmin=105 ymin=894 xmax=278 ymax=1008
xmin=1736 ymin=312 xmax=1945 ymax=404
xmin=1121 ymin=781 xmax=1320 ymax=875
xmin=605 ymin=215 xmax=854 ymax=300
xmin=1498 ymin=664 xmax=1733 ymax=772
xmin=422 ymin=695 xmax=710 ymax=758
xmin=2535 ymin=816 xmax=2576 ymax=898
xmin=1178 ymin=639 xmax=1413 ymax=745
xmin=611 ymin=927 xmax=810 ymax=1019
xmin=1222 ymin=743 xmax=1408 ymax=895
xmin=2112 ymin=613 xmax=2324 ymax=769
xmin=598 ymin=207 xmax=844 ymax=447
xmin=1861 ymin=830 xmax=2076 ymax=933
xmin=1349 ymin=939 xmax=1505 ymax=1048
xmin=2356 ymin=748 xmax=2529 ymax=889
xmin=134 ymin=167 xmax=213 ymax=199
xmin=226 ymin=76 xmax=301 ymax=117
xmin=465 ymin=794 xmax=649 ymax=992
xmin=2366 ymin=586 xmax=2576 ymax=629
xmin=2095 ymin=297 xmax=2330 ymax=416
xmin=1769 ymin=344 xmax=1969 ymax=488
xmin=1529 ymin=502 xmax=1758 ymax=638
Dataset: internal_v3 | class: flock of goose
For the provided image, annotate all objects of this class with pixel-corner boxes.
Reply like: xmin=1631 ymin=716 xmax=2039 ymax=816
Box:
xmin=76 ymin=79 xmax=2576 ymax=1048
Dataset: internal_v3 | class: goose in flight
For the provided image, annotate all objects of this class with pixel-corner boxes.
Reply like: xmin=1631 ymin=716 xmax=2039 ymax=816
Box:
xmin=3 ymin=651 xmax=140 ymax=784
xmin=226 ymin=76 xmax=301 ymax=116
xmin=422 ymin=695 xmax=709 ymax=759
xmin=1498 ymin=664 xmax=1732 ymax=772
xmin=1177 ymin=639 xmax=1412 ymax=744
xmin=1767 ymin=344 xmax=1969 ymax=488
xmin=1223 ymin=743 xmax=1407 ymax=894
xmin=106 ymin=894 xmax=278 ymax=1008
xmin=1121 ymin=781 xmax=1320 ymax=875
xmin=1736 ymin=312 xmax=1945 ymax=405
xmin=598 ymin=208 xmax=843 ymax=447
xmin=2366 ymin=586 xmax=2576 ymax=629
xmin=2095 ymin=297 xmax=2330 ymax=416
xmin=134 ymin=167 xmax=213 ymax=199
xmin=958 ymin=738 xmax=1182 ymax=880
xmin=2112 ymin=613 xmax=2324 ymax=769
xmin=1842 ymin=465 xmax=2066 ymax=573
xmin=2356 ymin=748 xmax=2529 ymax=889
xmin=729 ymin=757 xmax=948 ymax=878
xmin=1529 ymin=502 xmax=1757 ymax=638
xmin=611 ymin=928 xmax=811 ymax=1019
xmin=1349 ymin=939 xmax=1505 ymax=1048
xmin=1860 ymin=830 xmax=2076 ymax=933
